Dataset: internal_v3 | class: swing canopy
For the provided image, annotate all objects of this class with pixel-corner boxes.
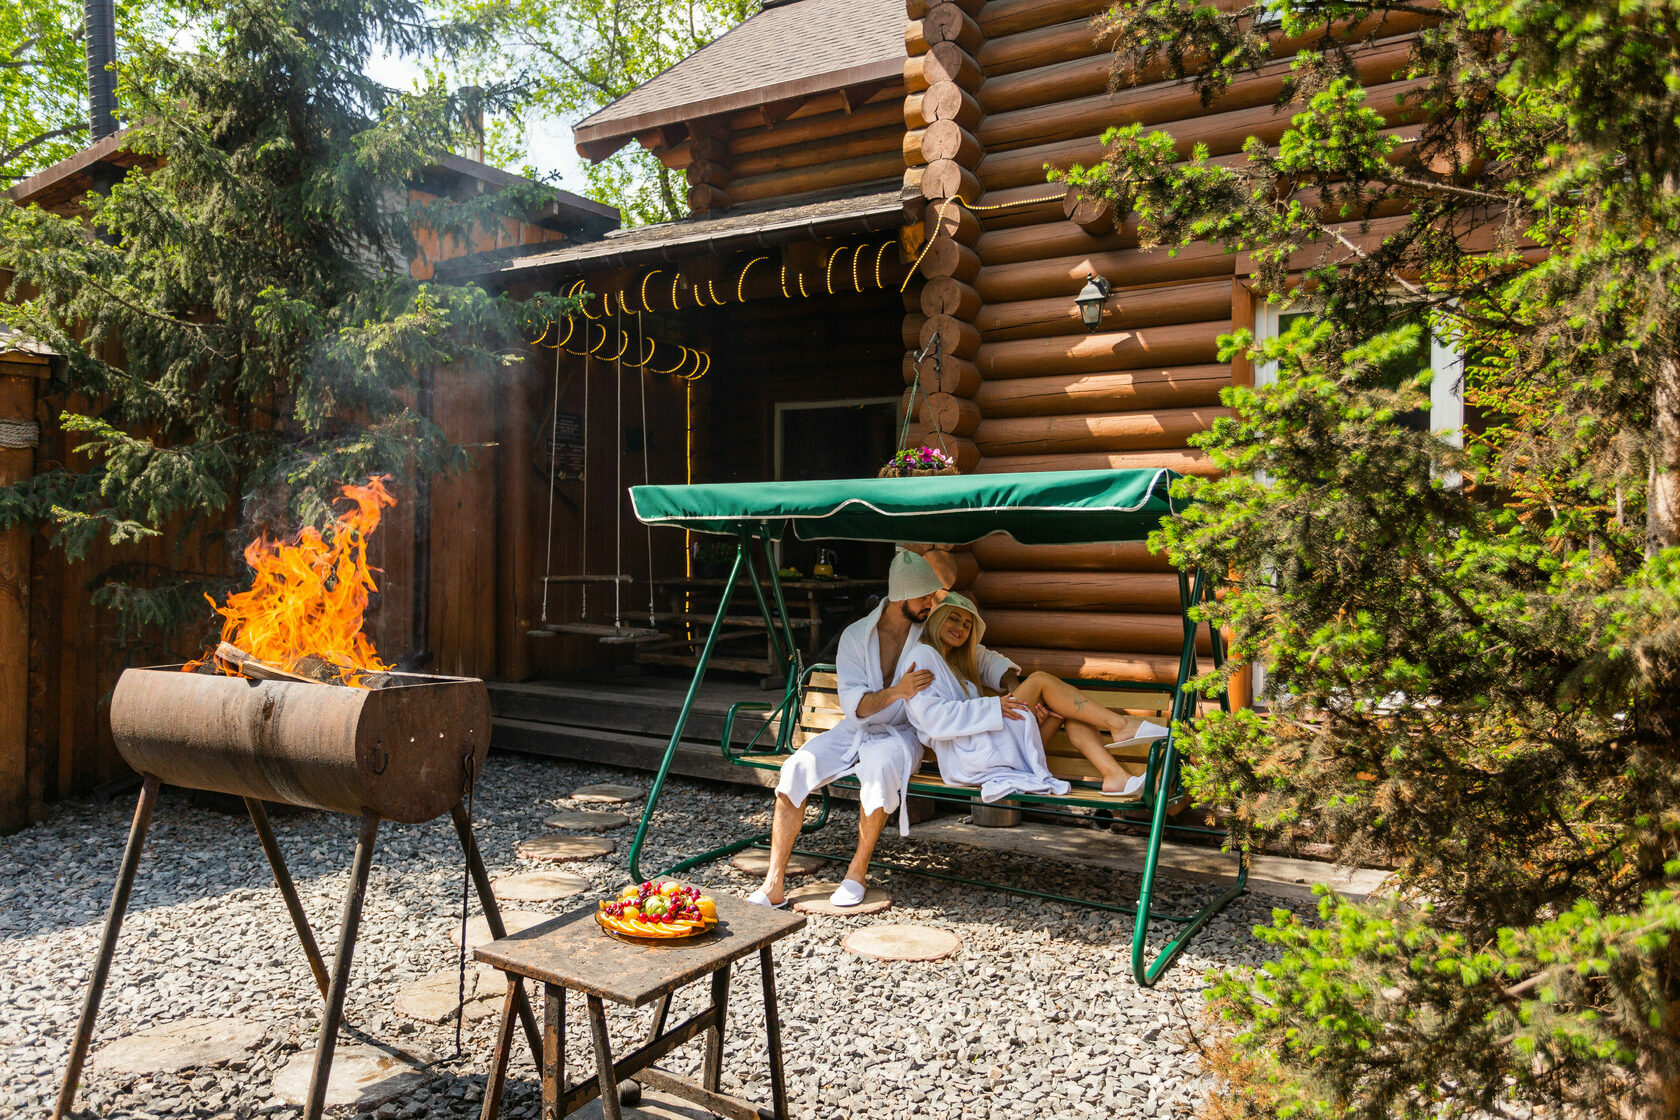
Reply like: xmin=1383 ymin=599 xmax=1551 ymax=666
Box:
xmin=629 ymin=468 xmax=1181 ymax=545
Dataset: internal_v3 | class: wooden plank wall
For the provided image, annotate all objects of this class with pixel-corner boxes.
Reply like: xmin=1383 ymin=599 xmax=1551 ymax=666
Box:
xmin=895 ymin=0 xmax=1421 ymax=687
xmin=1 ymin=188 xmax=577 ymax=829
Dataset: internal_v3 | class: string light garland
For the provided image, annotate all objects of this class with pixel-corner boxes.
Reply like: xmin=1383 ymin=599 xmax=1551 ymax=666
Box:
xmin=738 ymin=256 xmax=768 ymax=302
xmin=900 ymin=192 xmax=1066 ymax=292
xmin=825 ymin=247 xmax=846 ymax=295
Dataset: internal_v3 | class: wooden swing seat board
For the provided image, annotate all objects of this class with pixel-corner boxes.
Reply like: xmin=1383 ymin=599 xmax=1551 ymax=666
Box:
xmin=622 ymin=469 xmax=1248 ymax=987
xmin=536 ymin=622 xmax=665 ymax=643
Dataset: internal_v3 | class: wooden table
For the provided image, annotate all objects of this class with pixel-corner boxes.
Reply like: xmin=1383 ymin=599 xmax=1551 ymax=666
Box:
xmin=474 ymin=893 xmax=806 ymax=1120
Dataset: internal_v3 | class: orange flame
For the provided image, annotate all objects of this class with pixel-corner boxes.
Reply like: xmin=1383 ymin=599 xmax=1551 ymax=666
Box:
xmin=193 ymin=477 xmax=397 ymax=685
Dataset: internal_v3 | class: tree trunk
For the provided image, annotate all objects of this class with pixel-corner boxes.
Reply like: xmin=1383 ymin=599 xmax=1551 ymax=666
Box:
xmin=1648 ymin=354 xmax=1680 ymax=556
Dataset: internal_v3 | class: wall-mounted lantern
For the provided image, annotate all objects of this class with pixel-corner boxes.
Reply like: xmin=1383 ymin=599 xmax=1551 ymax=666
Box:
xmin=1075 ymin=274 xmax=1111 ymax=332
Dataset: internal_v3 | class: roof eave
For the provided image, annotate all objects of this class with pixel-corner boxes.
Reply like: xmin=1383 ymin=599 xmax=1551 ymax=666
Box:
xmin=573 ymin=57 xmax=903 ymax=163
xmin=439 ymin=189 xmax=908 ymax=285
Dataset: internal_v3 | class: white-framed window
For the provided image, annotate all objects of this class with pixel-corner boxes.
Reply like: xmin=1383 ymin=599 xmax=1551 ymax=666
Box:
xmin=1246 ymin=300 xmax=1466 ymax=704
xmin=1252 ymin=301 xmax=1465 ymax=446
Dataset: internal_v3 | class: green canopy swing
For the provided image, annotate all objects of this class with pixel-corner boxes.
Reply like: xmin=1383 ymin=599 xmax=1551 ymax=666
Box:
xmin=624 ymin=467 xmax=1248 ymax=985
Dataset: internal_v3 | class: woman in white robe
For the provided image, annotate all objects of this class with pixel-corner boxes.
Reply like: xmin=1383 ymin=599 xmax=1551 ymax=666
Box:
xmin=906 ymin=595 xmax=1152 ymax=798
xmin=904 ymin=595 xmax=1069 ymax=802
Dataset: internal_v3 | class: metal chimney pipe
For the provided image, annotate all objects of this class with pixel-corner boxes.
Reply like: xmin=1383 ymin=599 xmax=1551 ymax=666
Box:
xmin=84 ymin=0 xmax=118 ymax=140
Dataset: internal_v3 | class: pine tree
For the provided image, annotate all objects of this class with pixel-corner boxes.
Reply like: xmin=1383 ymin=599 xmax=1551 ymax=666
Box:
xmin=0 ymin=0 xmax=573 ymax=651
xmin=1061 ymin=0 xmax=1680 ymax=1114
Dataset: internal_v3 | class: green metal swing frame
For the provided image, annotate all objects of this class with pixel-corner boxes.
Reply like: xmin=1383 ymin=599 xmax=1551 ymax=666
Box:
xmin=622 ymin=469 xmax=1248 ymax=985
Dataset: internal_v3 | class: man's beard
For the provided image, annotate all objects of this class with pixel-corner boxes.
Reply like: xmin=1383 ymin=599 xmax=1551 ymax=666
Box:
xmin=900 ymin=600 xmax=931 ymax=623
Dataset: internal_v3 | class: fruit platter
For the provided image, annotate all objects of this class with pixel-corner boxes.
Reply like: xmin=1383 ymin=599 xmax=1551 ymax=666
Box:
xmin=596 ymin=880 xmax=719 ymax=941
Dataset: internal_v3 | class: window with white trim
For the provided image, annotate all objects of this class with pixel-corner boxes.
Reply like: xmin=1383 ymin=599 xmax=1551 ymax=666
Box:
xmin=1252 ymin=302 xmax=1465 ymax=446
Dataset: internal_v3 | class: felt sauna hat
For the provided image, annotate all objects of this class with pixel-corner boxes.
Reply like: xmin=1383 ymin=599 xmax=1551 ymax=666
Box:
xmin=926 ymin=592 xmax=985 ymax=644
xmin=887 ymin=549 xmax=945 ymax=601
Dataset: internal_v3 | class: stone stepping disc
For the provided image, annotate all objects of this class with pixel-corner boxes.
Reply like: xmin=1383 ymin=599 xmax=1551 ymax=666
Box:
xmin=494 ymin=870 xmax=591 ymax=904
xmin=395 ymin=966 xmax=504 ymax=1024
xmin=92 ymin=1017 xmax=266 ymax=1074
xmin=518 ymin=834 xmax=616 ymax=863
xmin=843 ymin=924 xmax=961 ymax=962
xmin=568 ymin=783 xmax=645 ymax=804
xmin=543 ymin=809 xmax=631 ymax=830
xmin=272 ymin=1044 xmax=433 ymax=1110
xmin=729 ymin=850 xmax=824 ymax=877
xmin=448 ymin=909 xmax=552 ymax=951
xmin=786 ymin=881 xmax=892 ymax=916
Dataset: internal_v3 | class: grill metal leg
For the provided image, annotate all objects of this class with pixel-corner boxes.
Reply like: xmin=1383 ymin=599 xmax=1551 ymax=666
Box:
xmin=452 ymin=800 xmax=544 ymax=1064
xmin=52 ymin=773 xmax=161 ymax=1120
xmin=303 ymin=811 xmax=379 ymax=1120
xmin=479 ymin=977 xmax=520 ymax=1120
xmin=245 ymin=796 xmax=330 ymax=1000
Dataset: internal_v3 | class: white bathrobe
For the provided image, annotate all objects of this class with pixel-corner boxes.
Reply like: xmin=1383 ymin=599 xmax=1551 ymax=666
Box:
xmin=905 ymin=649 xmax=1072 ymax=804
xmin=776 ymin=600 xmax=1017 ymax=835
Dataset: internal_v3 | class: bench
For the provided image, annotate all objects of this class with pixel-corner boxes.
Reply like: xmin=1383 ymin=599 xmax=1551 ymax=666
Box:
xmin=722 ymin=665 xmax=1188 ymax=816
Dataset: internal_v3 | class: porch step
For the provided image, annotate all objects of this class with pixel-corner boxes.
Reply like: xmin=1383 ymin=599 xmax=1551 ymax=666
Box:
xmin=490 ymin=717 xmax=779 ymax=791
xmin=487 ymin=678 xmax=783 ymax=748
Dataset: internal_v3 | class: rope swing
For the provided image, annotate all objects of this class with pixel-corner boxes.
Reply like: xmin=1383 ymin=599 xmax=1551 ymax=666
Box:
xmin=530 ymin=300 xmax=663 ymax=644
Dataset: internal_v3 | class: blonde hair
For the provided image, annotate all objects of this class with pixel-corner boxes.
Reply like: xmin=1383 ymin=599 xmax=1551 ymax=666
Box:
xmin=921 ymin=601 xmax=993 ymax=696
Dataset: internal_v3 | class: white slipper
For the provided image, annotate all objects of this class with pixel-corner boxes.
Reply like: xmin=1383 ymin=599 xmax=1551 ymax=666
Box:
xmin=828 ymin=879 xmax=867 ymax=908
xmin=1098 ymin=775 xmax=1147 ymax=798
xmin=746 ymin=888 xmax=788 ymax=909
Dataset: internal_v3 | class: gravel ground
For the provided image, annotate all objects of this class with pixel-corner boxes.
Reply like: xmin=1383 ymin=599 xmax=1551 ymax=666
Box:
xmin=0 ymin=754 xmax=1284 ymax=1119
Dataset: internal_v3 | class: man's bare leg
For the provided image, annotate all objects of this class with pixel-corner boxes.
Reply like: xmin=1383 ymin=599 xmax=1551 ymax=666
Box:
xmin=755 ymin=793 xmax=806 ymax=906
xmin=840 ymin=805 xmax=889 ymax=890
xmin=1065 ymin=721 xmax=1135 ymax=793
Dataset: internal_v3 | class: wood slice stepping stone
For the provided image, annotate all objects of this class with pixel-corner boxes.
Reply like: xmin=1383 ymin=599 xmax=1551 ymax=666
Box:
xmin=394 ymin=966 xmax=504 ymax=1024
xmin=517 ymin=834 xmax=616 ymax=863
xmin=568 ymin=783 xmax=644 ymax=804
xmin=785 ymin=881 xmax=892 ymax=916
xmin=570 ymin=1086 xmax=713 ymax=1119
xmin=271 ymin=1043 xmax=433 ymax=1110
xmin=729 ymin=849 xmax=824 ymax=877
xmin=493 ymin=870 xmax=591 ymax=904
xmin=448 ymin=909 xmax=552 ymax=951
xmin=92 ymin=1017 xmax=266 ymax=1074
xmin=543 ymin=809 xmax=631 ymax=830
xmin=843 ymin=924 xmax=962 ymax=962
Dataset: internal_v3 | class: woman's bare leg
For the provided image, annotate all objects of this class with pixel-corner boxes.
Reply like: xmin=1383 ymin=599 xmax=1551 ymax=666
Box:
xmin=1013 ymin=671 xmax=1130 ymax=736
xmin=1065 ymin=721 xmax=1134 ymax=793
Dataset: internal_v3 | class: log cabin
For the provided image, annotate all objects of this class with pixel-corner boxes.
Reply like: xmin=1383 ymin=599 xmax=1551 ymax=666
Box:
xmin=441 ymin=0 xmax=1456 ymax=719
xmin=2 ymin=0 xmax=1456 ymax=825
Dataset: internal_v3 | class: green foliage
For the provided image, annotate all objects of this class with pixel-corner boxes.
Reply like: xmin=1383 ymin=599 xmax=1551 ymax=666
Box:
xmin=426 ymin=0 xmax=755 ymax=223
xmin=0 ymin=0 xmax=577 ymax=656
xmin=1066 ymin=0 xmax=1680 ymax=1113
xmin=0 ymin=0 xmax=184 ymax=183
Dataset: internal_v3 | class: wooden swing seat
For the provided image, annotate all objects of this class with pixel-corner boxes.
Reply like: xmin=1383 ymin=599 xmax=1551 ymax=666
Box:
xmin=532 ymin=621 xmax=665 ymax=643
xmin=541 ymin=574 xmax=634 ymax=584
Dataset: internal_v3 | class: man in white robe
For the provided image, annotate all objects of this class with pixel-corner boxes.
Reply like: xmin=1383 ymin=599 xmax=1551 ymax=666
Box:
xmin=748 ymin=550 xmax=1018 ymax=908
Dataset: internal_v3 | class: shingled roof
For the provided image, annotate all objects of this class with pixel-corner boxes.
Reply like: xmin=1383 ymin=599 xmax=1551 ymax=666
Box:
xmin=573 ymin=0 xmax=905 ymax=158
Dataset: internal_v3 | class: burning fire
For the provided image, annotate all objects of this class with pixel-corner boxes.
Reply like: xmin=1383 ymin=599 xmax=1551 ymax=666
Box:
xmin=192 ymin=477 xmax=397 ymax=685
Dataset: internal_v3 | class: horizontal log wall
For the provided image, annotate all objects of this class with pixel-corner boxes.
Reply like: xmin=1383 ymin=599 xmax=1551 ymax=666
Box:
xmin=951 ymin=0 xmax=1383 ymax=686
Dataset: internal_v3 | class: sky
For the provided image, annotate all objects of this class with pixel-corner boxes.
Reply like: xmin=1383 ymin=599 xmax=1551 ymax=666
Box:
xmin=365 ymin=48 xmax=590 ymax=190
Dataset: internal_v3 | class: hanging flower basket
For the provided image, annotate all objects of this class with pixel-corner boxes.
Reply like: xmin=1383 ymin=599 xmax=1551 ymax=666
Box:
xmin=879 ymin=446 xmax=959 ymax=478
